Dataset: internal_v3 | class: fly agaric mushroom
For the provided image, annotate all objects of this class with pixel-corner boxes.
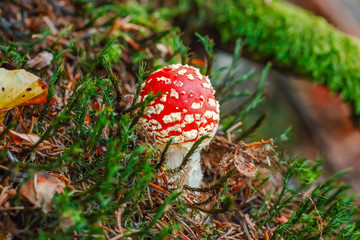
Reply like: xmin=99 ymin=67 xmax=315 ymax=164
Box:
xmin=139 ymin=64 xmax=219 ymax=187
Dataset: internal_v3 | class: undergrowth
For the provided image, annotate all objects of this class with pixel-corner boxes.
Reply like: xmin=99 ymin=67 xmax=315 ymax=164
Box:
xmin=0 ymin=1 xmax=359 ymax=239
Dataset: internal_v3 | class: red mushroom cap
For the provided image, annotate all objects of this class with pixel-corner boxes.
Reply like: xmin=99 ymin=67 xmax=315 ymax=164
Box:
xmin=139 ymin=64 xmax=219 ymax=149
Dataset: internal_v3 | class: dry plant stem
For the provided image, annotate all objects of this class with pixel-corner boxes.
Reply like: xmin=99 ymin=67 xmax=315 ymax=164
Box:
xmin=226 ymin=121 xmax=243 ymax=143
xmin=244 ymin=138 xmax=273 ymax=148
xmin=0 ymin=206 xmax=25 ymax=211
xmin=148 ymin=182 xmax=169 ymax=194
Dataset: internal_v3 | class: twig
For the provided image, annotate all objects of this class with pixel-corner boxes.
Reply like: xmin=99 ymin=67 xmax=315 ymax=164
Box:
xmin=0 ymin=206 xmax=24 ymax=211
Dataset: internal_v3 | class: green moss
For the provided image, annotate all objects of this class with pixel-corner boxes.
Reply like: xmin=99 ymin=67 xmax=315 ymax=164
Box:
xmin=191 ymin=0 xmax=360 ymax=113
xmin=103 ymin=43 xmax=123 ymax=64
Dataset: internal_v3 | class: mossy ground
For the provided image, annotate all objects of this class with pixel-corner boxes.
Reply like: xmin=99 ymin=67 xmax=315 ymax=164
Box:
xmin=0 ymin=1 xmax=359 ymax=239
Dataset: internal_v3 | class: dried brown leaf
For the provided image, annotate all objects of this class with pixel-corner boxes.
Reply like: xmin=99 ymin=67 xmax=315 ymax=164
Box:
xmin=220 ymin=150 xmax=257 ymax=177
xmin=27 ymin=51 xmax=53 ymax=70
xmin=20 ymin=173 xmax=65 ymax=213
xmin=0 ymin=125 xmax=59 ymax=150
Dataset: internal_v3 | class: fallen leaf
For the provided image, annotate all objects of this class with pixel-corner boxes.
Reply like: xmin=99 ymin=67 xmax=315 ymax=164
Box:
xmin=274 ymin=215 xmax=289 ymax=224
xmin=27 ymin=51 xmax=53 ymax=70
xmin=0 ymin=124 xmax=58 ymax=150
xmin=233 ymin=153 xmax=257 ymax=177
xmin=113 ymin=17 xmax=140 ymax=31
xmin=0 ymin=192 xmax=8 ymax=206
xmin=220 ymin=150 xmax=257 ymax=177
xmin=0 ymin=68 xmax=49 ymax=122
xmin=264 ymin=230 xmax=270 ymax=240
xmin=9 ymin=131 xmax=54 ymax=150
xmin=84 ymin=114 xmax=91 ymax=124
xmin=20 ymin=173 xmax=65 ymax=213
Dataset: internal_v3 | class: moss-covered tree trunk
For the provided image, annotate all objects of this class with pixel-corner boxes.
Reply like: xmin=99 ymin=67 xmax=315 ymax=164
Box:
xmin=180 ymin=0 xmax=360 ymax=114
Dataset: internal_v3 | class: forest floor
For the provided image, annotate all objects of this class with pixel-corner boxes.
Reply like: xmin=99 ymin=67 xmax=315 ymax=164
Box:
xmin=0 ymin=1 xmax=359 ymax=239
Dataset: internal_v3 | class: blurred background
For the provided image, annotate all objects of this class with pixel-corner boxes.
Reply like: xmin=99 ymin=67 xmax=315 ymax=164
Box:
xmin=212 ymin=0 xmax=360 ymax=191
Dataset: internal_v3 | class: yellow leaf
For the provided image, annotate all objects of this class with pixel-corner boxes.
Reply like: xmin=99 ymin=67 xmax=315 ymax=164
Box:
xmin=0 ymin=68 xmax=49 ymax=122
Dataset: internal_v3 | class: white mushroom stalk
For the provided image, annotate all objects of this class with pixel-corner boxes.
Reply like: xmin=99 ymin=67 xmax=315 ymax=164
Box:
xmin=167 ymin=145 xmax=202 ymax=187
xmin=139 ymin=64 xmax=220 ymax=187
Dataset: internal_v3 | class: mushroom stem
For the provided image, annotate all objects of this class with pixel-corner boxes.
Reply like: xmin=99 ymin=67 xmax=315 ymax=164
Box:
xmin=166 ymin=148 xmax=203 ymax=188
